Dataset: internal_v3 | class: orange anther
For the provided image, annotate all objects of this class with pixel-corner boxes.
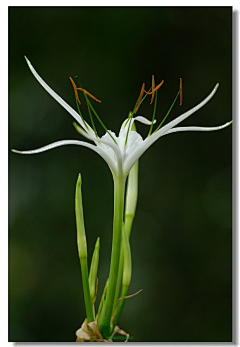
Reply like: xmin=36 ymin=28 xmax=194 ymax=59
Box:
xmin=144 ymin=80 xmax=164 ymax=96
xmin=69 ymin=76 xmax=81 ymax=105
xmin=135 ymin=82 xmax=145 ymax=114
xmin=179 ymin=78 xmax=183 ymax=106
xmin=76 ymin=87 xmax=102 ymax=103
xmin=150 ymin=75 xmax=155 ymax=105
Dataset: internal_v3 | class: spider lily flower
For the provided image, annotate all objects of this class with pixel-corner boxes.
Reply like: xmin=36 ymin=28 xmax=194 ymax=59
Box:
xmin=12 ymin=58 xmax=231 ymax=179
xmin=12 ymin=58 xmax=232 ymax=339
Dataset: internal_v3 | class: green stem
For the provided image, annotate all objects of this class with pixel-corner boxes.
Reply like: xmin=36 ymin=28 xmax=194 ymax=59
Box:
xmin=109 ymin=210 xmax=134 ymax=327
xmin=111 ymin=159 xmax=138 ymax=317
xmin=98 ymin=175 xmax=126 ymax=338
xmin=112 ymin=225 xmax=132 ymax=329
xmin=111 ymin=246 xmax=124 ymax=316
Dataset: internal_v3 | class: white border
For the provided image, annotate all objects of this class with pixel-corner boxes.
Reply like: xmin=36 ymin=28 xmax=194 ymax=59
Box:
xmin=2 ymin=2 xmax=239 ymax=347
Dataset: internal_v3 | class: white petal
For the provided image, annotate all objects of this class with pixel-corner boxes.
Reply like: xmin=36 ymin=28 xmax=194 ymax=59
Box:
xmin=165 ymin=122 xmax=232 ymax=135
xmin=124 ymin=84 xmax=220 ymax=174
xmin=119 ymin=116 xmax=156 ymax=137
xmin=125 ymin=131 xmax=143 ymax=155
xmin=134 ymin=116 xmax=157 ymax=125
xmin=25 ymin=58 xmax=123 ymax=162
xmin=12 ymin=140 xmax=117 ymax=173
xmin=97 ymin=131 xmax=123 ymax=164
xmin=25 ymin=58 xmax=123 ymax=160
xmin=97 ymin=131 xmax=118 ymax=163
xmin=149 ymin=83 xmax=220 ymax=142
xmin=25 ymin=57 xmax=94 ymax=134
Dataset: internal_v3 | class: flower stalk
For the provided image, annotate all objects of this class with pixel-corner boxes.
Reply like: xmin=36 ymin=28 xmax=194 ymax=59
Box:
xmin=98 ymin=174 xmax=126 ymax=338
xmin=111 ymin=125 xmax=139 ymax=318
xmin=111 ymin=225 xmax=132 ymax=329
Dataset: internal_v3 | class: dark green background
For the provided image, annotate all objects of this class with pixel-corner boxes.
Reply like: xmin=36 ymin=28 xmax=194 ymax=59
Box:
xmin=9 ymin=7 xmax=232 ymax=342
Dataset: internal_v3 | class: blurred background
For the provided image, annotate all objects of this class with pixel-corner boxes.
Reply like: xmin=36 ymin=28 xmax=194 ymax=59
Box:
xmin=9 ymin=7 xmax=232 ymax=342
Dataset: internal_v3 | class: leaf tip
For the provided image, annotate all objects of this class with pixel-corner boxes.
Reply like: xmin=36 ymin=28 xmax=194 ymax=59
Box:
xmin=77 ymin=173 xmax=82 ymax=186
xmin=96 ymin=237 xmax=100 ymax=249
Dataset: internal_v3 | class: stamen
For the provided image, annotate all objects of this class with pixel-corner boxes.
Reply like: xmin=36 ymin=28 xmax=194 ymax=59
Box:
xmin=87 ymin=100 xmax=118 ymax=145
xmin=140 ymin=86 xmax=152 ymax=105
xmin=84 ymin=94 xmax=98 ymax=137
xmin=76 ymin=87 xmax=102 ymax=103
xmin=154 ymin=90 xmax=180 ymax=132
xmin=148 ymin=90 xmax=158 ymax=137
xmin=179 ymin=78 xmax=183 ymax=106
xmin=75 ymin=76 xmax=98 ymax=137
xmin=75 ymin=76 xmax=117 ymax=145
xmin=150 ymin=75 xmax=155 ymax=105
xmin=69 ymin=76 xmax=81 ymax=104
xmin=144 ymin=80 xmax=164 ymax=95
xmin=125 ymin=85 xmax=153 ymax=146
xmin=134 ymin=83 xmax=145 ymax=114
xmin=130 ymin=86 xmax=152 ymax=119
xmin=69 ymin=76 xmax=89 ymax=130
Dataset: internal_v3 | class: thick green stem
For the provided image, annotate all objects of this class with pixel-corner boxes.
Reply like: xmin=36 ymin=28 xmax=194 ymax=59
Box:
xmin=98 ymin=175 xmax=125 ymax=338
xmin=112 ymin=160 xmax=139 ymax=318
xmin=112 ymin=225 xmax=132 ymax=328
xmin=111 ymin=214 xmax=133 ymax=318
xmin=112 ymin=248 xmax=124 ymax=317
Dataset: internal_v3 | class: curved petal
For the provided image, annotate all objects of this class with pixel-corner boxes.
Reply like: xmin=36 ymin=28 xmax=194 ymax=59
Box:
xmin=164 ymin=122 xmax=232 ymax=135
xmin=76 ymin=124 xmax=121 ymax=159
xmin=148 ymin=83 xmax=220 ymax=143
xmin=25 ymin=58 xmax=122 ymax=163
xmin=124 ymin=83 xmax=220 ymax=175
xmin=119 ymin=116 xmax=156 ymax=137
xmin=25 ymin=57 xmax=94 ymax=134
xmin=134 ymin=116 xmax=157 ymax=125
xmin=12 ymin=140 xmax=117 ymax=173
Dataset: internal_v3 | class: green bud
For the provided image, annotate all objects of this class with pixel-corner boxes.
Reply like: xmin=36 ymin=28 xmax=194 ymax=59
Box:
xmin=122 ymin=226 xmax=131 ymax=286
xmin=75 ymin=174 xmax=88 ymax=258
xmin=89 ymin=237 xmax=100 ymax=300
xmin=75 ymin=174 xmax=94 ymax=322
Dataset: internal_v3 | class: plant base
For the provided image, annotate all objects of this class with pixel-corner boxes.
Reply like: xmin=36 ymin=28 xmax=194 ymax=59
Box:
xmin=75 ymin=319 xmax=130 ymax=342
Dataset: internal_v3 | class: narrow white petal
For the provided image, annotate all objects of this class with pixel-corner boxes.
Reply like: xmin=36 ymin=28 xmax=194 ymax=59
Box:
xmin=124 ymin=84 xmax=220 ymax=174
xmin=119 ymin=116 xmax=156 ymax=137
xmin=12 ymin=140 xmax=117 ymax=173
xmin=25 ymin=57 xmax=94 ymax=134
xmin=134 ymin=116 xmax=157 ymax=125
xmin=25 ymin=58 xmax=122 ymax=161
xmin=165 ymin=122 xmax=232 ymax=135
xmin=150 ymin=83 xmax=220 ymax=141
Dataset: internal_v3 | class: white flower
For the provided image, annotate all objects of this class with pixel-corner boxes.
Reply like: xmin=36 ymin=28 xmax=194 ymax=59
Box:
xmin=12 ymin=58 xmax=231 ymax=178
